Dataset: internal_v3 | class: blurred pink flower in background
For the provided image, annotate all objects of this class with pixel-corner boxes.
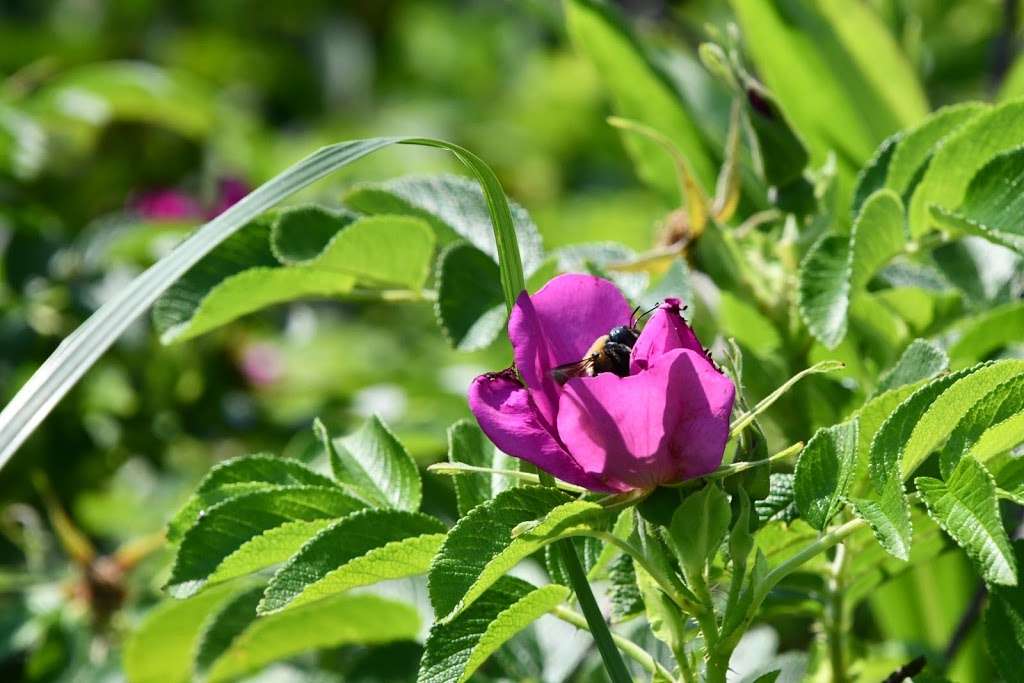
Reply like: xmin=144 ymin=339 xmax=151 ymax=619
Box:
xmin=132 ymin=176 xmax=249 ymax=222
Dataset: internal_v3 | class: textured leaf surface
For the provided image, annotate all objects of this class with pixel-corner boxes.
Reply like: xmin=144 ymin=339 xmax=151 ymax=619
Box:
xmin=874 ymin=339 xmax=948 ymax=396
xmin=446 ymin=419 xmax=517 ymax=517
xmin=754 ymin=474 xmax=798 ymax=524
xmin=794 ymin=420 xmax=858 ymax=530
xmin=205 ymin=594 xmax=420 ymax=682
xmin=851 ymin=482 xmax=912 ymax=562
xmin=565 ymin=0 xmax=714 ymax=196
xmin=166 ymin=486 xmax=364 ymax=597
xmin=798 ymin=190 xmax=904 ymax=348
xmin=917 ymin=456 xmax=1016 ymax=586
xmin=885 ymin=103 xmax=987 ymax=196
xmin=428 ymin=487 xmax=574 ymax=620
xmin=343 ymin=173 xmax=543 ymax=276
xmin=123 ymin=582 xmax=242 ymax=683
xmin=931 ymin=147 xmax=1024 ymax=255
xmin=330 ymin=415 xmax=422 ymax=512
xmin=260 ymin=509 xmax=445 ymax=613
xmin=909 ymin=99 xmax=1024 ymax=236
xmin=851 ymin=133 xmax=899 ymax=217
xmin=435 ymin=243 xmax=506 ymax=351
xmin=166 ymin=454 xmax=337 ymax=544
xmin=984 ymin=541 xmax=1024 ymax=681
xmin=418 ymin=577 xmax=567 ymax=683
xmin=940 ymin=374 xmax=1024 ymax=477
xmin=268 ymin=204 xmax=354 ymax=264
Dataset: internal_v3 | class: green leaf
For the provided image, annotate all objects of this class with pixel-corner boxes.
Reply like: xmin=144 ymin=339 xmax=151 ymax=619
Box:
xmin=930 ymin=147 xmax=1024 ymax=255
xmin=917 ymin=456 xmax=1017 ymax=586
xmin=898 ymin=360 xmax=1024 ymax=478
xmin=259 ymin=509 xmax=445 ymax=614
xmin=939 ymin=374 xmax=1024 ymax=478
xmin=984 ymin=540 xmax=1024 ymax=681
xmin=851 ymin=481 xmax=913 ymax=562
xmin=165 ymin=486 xmax=364 ymax=597
xmin=343 ymin=173 xmax=543 ymax=277
xmin=909 ymin=99 xmax=1024 ymax=236
xmin=153 ymin=214 xmax=435 ymax=343
xmin=205 ymin=593 xmax=420 ymax=683
xmin=798 ymin=189 xmax=904 ymax=348
xmin=754 ymin=473 xmax=798 ymax=525
xmin=794 ymin=420 xmax=858 ymax=530
xmin=166 ymin=454 xmax=338 ymax=544
xmin=885 ymin=102 xmax=987 ymax=197
xmin=446 ymin=419 xmax=517 ymax=517
xmin=194 ymin=585 xmax=265 ymax=677
xmin=565 ymin=0 xmax=715 ymax=196
xmin=123 ymin=582 xmax=243 ymax=683
xmin=851 ymin=133 xmax=900 ymax=217
xmin=418 ymin=577 xmax=568 ymax=683
xmin=874 ymin=339 xmax=948 ymax=396
xmin=269 ymin=205 xmax=355 ymax=264
xmin=608 ymin=553 xmax=644 ymax=620
xmin=327 ymin=415 xmax=422 ymax=512
xmin=435 ymin=243 xmax=506 ymax=352
xmin=668 ymin=484 xmax=731 ymax=578
xmin=740 ymin=81 xmax=809 ymax=188
xmin=428 ymin=487 xmax=593 ymax=620
xmin=731 ymin=0 xmax=925 ymax=176
xmin=948 ymin=301 xmax=1024 ymax=370
xmin=0 ymin=136 xmax=529 ymax=471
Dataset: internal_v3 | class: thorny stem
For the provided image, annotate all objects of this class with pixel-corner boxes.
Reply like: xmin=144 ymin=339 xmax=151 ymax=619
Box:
xmin=552 ymin=605 xmax=677 ymax=682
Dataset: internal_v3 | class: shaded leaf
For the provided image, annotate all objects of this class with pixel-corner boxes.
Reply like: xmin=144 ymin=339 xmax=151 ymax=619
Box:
xmin=194 ymin=585 xmax=265 ymax=677
xmin=435 ymin=243 xmax=506 ymax=352
xmin=794 ymin=420 xmax=858 ymax=530
xmin=418 ymin=577 xmax=568 ymax=683
xmin=917 ymin=456 xmax=1016 ymax=586
xmin=428 ymin=487 xmax=584 ymax=620
xmin=851 ymin=132 xmax=900 ymax=216
xmin=874 ymin=339 xmax=948 ymax=396
xmin=446 ymin=419 xmax=518 ymax=517
xmin=166 ymin=486 xmax=364 ymax=597
xmin=166 ymin=454 xmax=338 ymax=544
xmin=123 ymin=582 xmax=243 ymax=683
xmin=268 ymin=205 xmax=355 ymax=264
xmin=909 ymin=100 xmax=1024 ymax=236
xmin=754 ymin=474 xmax=799 ymax=525
xmin=668 ymin=484 xmax=731 ymax=578
xmin=984 ymin=540 xmax=1024 ymax=681
xmin=259 ymin=509 xmax=445 ymax=613
xmin=948 ymin=301 xmax=1024 ymax=369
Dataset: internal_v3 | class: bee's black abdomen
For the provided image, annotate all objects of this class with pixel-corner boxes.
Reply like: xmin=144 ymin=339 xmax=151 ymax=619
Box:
xmin=601 ymin=342 xmax=633 ymax=377
xmin=608 ymin=325 xmax=639 ymax=347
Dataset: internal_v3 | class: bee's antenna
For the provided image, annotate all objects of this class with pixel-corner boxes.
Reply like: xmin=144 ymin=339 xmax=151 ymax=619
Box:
xmin=633 ymin=302 xmax=660 ymax=327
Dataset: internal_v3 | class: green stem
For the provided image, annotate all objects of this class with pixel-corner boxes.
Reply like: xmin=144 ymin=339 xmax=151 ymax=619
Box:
xmin=553 ymin=606 xmax=677 ymax=682
xmin=705 ymin=655 xmax=730 ymax=683
xmin=826 ymin=543 xmax=849 ymax=683
xmin=729 ymin=360 xmax=845 ymax=439
xmin=698 ymin=442 xmax=803 ymax=482
xmin=760 ymin=517 xmax=866 ymax=596
xmin=427 ymin=462 xmax=586 ymax=493
xmin=535 ymin=470 xmax=632 ymax=683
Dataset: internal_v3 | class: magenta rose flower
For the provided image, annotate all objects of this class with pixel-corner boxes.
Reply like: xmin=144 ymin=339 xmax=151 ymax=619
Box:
xmin=469 ymin=274 xmax=736 ymax=492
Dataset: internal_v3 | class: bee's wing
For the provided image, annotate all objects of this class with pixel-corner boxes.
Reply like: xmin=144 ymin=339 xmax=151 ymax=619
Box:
xmin=549 ymin=356 xmax=596 ymax=385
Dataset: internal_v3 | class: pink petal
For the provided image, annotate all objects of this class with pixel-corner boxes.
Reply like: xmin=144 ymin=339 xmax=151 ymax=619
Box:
xmin=468 ymin=371 xmax=620 ymax=492
xmin=630 ymin=298 xmax=706 ymax=374
xmin=557 ymin=348 xmax=735 ymax=489
xmin=508 ymin=274 xmax=632 ymax=426
xmin=133 ymin=190 xmax=201 ymax=221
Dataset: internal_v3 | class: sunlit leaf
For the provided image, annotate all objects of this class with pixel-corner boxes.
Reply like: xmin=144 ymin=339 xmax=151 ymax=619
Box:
xmin=328 ymin=415 xmax=422 ymax=512
xmin=794 ymin=420 xmax=857 ymax=530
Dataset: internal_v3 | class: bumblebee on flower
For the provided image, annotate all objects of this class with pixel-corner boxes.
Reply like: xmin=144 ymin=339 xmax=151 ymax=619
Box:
xmin=469 ymin=273 xmax=736 ymax=493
